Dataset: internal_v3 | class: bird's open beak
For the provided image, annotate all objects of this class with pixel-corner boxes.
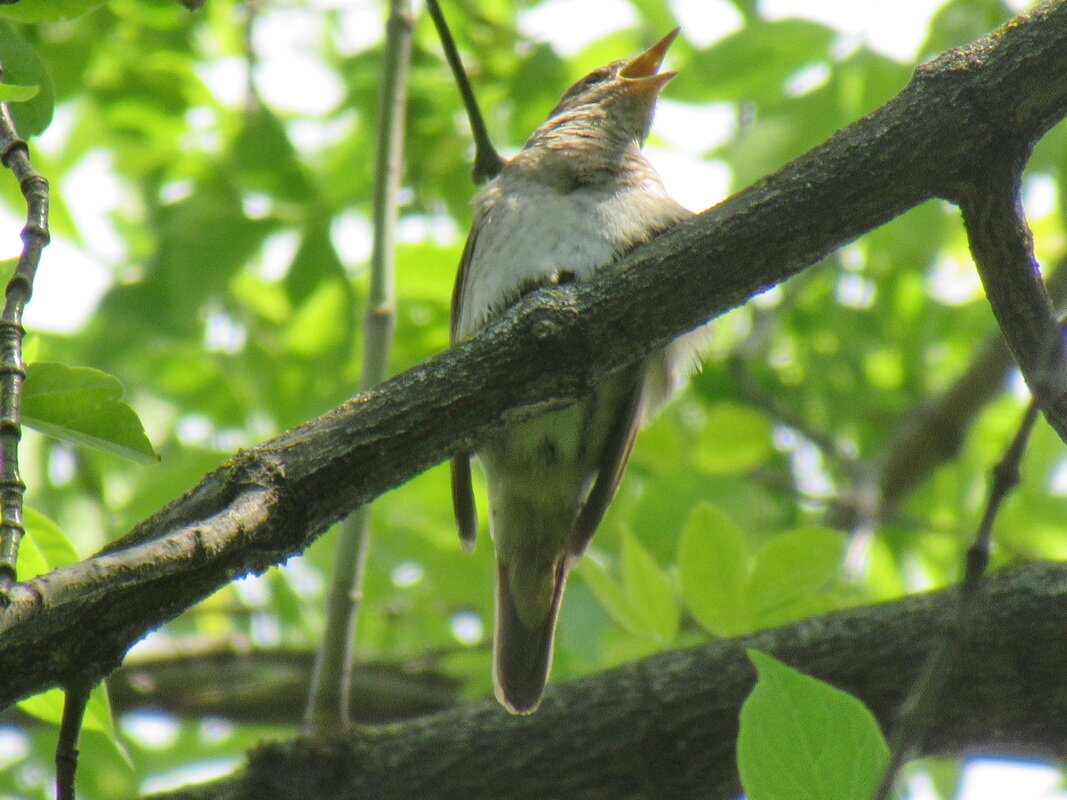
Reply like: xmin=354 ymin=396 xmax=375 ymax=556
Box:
xmin=619 ymin=27 xmax=679 ymax=84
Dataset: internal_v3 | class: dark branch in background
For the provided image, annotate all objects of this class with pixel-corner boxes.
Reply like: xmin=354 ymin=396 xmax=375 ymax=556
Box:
xmin=1 ymin=0 xmax=1066 ymax=719
xmin=426 ymin=0 xmax=504 ymax=184
xmin=874 ymin=400 xmax=1040 ymax=800
xmin=305 ymin=0 xmax=413 ymax=736
xmin=146 ymin=562 xmax=1067 ymax=800
xmin=104 ymin=646 xmax=461 ymax=725
xmin=835 ymin=259 xmax=1067 ymax=530
xmin=0 ymin=646 xmax=462 ymax=728
xmin=0 ymin=71 xmax=48 ymax=591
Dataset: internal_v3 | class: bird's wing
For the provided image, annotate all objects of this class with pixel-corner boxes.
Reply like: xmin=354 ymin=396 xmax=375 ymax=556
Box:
xmin=568 ymin=200 xmax=696 ymax=555
xmin=451 ymin=455 xmax=478 ymax=552
xmin=449 ymin=207 xmax=487 ymax=550
xmin=449 ymin=202 xmax=487 ymax=344
xmin=568 ymin=362 xmax=647 ymax=556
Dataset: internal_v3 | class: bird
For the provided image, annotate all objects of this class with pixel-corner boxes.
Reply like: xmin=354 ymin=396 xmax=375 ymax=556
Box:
xmin=450 ymin=28 xmax=706 ymax=714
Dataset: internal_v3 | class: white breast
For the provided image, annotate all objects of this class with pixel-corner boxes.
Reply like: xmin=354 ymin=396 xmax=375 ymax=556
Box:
xmin=455 ymin=172 xmax=681 ymax=341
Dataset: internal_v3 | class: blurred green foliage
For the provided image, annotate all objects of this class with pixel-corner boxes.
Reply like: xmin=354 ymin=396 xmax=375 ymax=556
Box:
xmin=0 ymin=0 xmax=1062 ymax=798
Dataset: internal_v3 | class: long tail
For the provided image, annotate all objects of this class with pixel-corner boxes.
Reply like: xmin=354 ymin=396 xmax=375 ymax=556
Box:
xmin=492 ymin=558 xmax=569 ymax=714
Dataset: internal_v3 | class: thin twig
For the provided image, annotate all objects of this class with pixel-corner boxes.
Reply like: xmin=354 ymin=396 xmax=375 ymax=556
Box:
xmin=0 ymin=68 xmax=49 ymax=593
xmin=872 ymin=399 xmax=1039 ymax=799
xmin=425 ymin=0 xmax=504 ymax=184
xmin=55 ymin=678 xmax=92 ymax=800
xmin=241 ymin=0 xmax=262 ymax=111
xmin=304 ymin=0 xmax=413 ymax=736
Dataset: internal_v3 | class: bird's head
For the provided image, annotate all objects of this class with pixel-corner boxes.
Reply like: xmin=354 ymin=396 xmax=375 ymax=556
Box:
xmin=539 ymin=28 xmax=679 ymax=146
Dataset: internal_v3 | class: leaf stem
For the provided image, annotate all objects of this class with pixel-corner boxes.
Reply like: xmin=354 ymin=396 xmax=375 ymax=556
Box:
xmin=872 ymin=400 xmax=1040 ymax=799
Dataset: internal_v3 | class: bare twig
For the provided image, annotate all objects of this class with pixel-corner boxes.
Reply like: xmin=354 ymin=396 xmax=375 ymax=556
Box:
xmin=304 ymin=0 xmax=413 ymax=736
xmin=425 ymin=0 xmax=504 ymax=184
xmin=55 ymin=678 xmax=91 ymax=800
xmin=873 ymin=398 xmax=1039 ymax=799
xmin=241 ymin=0 xmax=262 ymax=111
xmin=0 ymin=70 xmax=49 ymax=592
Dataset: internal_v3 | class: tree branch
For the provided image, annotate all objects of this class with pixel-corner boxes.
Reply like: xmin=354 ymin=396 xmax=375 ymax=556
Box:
xmin=145 ymin=561 xmax=1067 ymax=800
xmin=1 ymin=0 xmax=1066 ymax=712
xmin=957 ymin=156 xmax=1066 ymax=429
xmin=305 ymin=0 xmax=413 ymax=736
xmin=862 ymin=257 xmax=1067 ymax=520
xmin=103 ymin=645 xmax=460 ymax=725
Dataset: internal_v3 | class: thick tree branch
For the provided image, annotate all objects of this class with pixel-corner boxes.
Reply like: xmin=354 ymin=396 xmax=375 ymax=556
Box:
xmin=147 ymin=561 xmax=1067 ymax=800
xmin=958 ymin=160 xmax=1067 ymax=425
xmin=1 ymin=0 xmax=1066 ymax=711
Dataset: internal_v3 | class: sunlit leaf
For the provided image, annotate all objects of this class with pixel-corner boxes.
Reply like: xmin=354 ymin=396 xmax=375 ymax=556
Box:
xmin=674 ymin=19 xmax=835 ymax=103
xmin=579 ymin=554 xmax=642 ymax=634
xmin=16 ymin=507 xmax=80 ymax=580
xmin=738 ymin=650 xmax=888 ymax=800
xmin=0 ymin=82 xmax=38 ymax=103
xmin=677 ymin=503 xmax=750 ymax=635
xmin=620 ymin=529 xmax=679 ymax=642
xmin=0 ymin=0 xmax=106 ymax=22
xmin=22 ymin=362 xmax=157 ymax=462
xmin=0 ymin=22 xmax=53 ymax=135
xmin=748 ymin=527 xmax=846 ymax=626
xmin=18 ymin=684 xmax=115 ymax=737
xmin=696 ymin=402 xmax=773 ymax=475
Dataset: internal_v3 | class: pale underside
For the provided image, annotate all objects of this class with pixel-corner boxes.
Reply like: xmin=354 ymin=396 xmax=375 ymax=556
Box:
xmin=454 ymin=152 xmax=706 ymax=627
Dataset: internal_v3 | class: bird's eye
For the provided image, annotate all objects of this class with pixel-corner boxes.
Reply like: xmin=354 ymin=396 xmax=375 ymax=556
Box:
xmin=580 ymin=69 xmax=610 ymax=88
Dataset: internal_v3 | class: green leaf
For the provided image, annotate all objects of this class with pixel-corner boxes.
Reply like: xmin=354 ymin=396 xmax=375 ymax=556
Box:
xmin=620 ymin=529 xmax=679 ymax=642
xmin=579 ymin=555 xmax=642 ymax=634
xmin=0 ymin=82 xmax=38 ymax=103
xmin=18 ymin=683 xmax=132 ymax=768
xmin=674 ymin=19 xmax=835 ymax=103
xmin=677 ymin=503 xmax=750 ymax=636
xmin=16 ymin=507 xmax=80 ymax=579
xmin=21 ymin=362 xmax=158 ymax=463
xmin=507 ymin=43 xmax=568 ymax=144
xmin=0 ymin=0 xmax=106 ymax=22
xmin=0 ymin=22 xmax=53 ymax=135
xmin=283 ymin=279 xmax=352 ymax=358
xmin=738 ymin=650 xmax=888 ymax=800
xmin=695 ymin=401 xmax=773 ymax=475
xmin=748 ymin=527 xmax=846 ymax=627
xmin=19 ymin=683 xmax=115 ymax=737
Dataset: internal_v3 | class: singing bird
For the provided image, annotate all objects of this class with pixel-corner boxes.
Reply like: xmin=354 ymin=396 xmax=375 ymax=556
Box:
xmin=451 ymin=29 xmax=705 ymax=713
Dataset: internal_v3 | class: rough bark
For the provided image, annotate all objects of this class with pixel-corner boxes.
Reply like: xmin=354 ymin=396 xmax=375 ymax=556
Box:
xmin=148 ymin=561 xmax=1067 ymax=800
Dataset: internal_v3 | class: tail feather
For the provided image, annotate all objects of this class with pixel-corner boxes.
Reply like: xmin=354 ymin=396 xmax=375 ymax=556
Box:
xmin=493 ymin=559 xmax=569 ymax=714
